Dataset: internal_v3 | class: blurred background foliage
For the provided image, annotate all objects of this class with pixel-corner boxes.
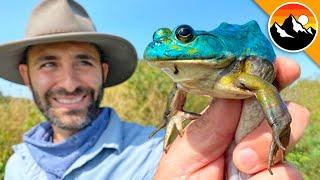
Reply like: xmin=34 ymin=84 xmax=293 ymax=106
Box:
xmin=0 ymin=61 xmax=319 ymax=179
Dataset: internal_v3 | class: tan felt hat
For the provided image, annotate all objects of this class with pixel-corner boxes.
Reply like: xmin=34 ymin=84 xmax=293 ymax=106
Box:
xmin=0 ymin=0 xmax=137 ymax=87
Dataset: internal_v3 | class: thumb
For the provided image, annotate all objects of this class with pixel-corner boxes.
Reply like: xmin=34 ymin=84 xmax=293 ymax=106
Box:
xmin=185 ymin=99 xmax=242 ymax=160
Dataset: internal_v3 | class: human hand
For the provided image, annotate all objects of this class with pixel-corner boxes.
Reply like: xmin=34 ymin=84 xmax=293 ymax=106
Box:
xmin=154 ymin=57 xmax=309 ymax=180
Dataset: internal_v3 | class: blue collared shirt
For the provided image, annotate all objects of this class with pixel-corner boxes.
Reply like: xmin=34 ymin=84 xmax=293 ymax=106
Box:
xmin=5 ymin=107 xmax=165 ymax=180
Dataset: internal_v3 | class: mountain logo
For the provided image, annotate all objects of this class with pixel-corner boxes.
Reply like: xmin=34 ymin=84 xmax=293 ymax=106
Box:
xmin=268 ymin=2 xmax=318 ymax=52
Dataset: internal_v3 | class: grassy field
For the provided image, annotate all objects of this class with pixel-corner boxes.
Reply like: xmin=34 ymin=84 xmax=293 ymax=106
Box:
xmin=0 ymin=61 xmax=319 ymax=179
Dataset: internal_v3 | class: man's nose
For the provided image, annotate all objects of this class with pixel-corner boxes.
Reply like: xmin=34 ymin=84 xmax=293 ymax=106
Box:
xmin=58 ymin=67 xmax=81 ymax=92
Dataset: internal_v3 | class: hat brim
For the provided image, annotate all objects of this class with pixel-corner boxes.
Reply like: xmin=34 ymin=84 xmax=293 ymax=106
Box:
xmin=0 ymin=32 xmax=137 ymax=87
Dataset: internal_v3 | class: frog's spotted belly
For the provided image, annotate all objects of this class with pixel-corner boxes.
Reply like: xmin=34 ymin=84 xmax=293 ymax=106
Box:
xmin=177 ymin=80 xmax=253 ymax=99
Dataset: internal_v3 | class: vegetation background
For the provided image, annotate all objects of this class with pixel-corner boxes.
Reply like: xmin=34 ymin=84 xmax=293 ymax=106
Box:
xmin=0 ymin=61 xmax=319 ymax=179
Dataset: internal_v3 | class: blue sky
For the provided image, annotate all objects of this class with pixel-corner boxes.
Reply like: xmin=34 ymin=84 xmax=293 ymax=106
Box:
xmin=0 ymin=0 xmax=319 ymax=99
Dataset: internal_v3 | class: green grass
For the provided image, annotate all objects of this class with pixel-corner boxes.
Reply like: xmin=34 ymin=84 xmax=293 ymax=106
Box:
xmin=281 ymin=79 xmax=320 ymax=179
xmin=0 ymin=61 xmax=319 ymax=179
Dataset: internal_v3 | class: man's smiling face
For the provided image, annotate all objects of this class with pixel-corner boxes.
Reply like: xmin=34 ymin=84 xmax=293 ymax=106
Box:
xmin=19 ymin=42 xmax=108 ymax=131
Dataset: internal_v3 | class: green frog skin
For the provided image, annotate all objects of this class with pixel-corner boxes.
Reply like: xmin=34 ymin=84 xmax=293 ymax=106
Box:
xmin=143 ymin=21 xmax=291 ymax=179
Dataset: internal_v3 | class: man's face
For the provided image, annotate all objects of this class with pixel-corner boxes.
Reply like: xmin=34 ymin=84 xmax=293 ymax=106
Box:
xmin=19 ymin=42 xmax=108 ymax=131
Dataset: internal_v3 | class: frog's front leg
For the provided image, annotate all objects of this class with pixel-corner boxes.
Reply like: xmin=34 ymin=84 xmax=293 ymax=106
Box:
xmin=153 ymin=83 xmax=200 ymax=152
xmin=149 ymin=83 xmax=186 ymax=138
xmin=236 ymin=73 xmax=291 ymax=174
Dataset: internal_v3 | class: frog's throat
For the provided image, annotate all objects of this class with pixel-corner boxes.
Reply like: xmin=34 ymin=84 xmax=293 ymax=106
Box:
xmin=147 ymin=57 xmax=235 ymax=69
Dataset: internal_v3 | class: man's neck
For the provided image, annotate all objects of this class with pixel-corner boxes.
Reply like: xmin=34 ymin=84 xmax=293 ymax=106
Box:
xmin=50 ymin=109 xmax=103 ymax=143
xmin=52 ymin=126 xmax=78 ymax=143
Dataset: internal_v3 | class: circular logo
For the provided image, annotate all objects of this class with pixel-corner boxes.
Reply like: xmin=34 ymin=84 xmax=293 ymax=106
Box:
xmin=268 ymin=2 xmax=318 ymax=52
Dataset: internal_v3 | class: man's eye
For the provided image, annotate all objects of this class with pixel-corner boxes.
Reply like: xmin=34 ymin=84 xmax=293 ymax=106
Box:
xmin=80 ymin=61 xmax=93 ymax=66
xmin=40 ymin=62 xmax=55 ymax=69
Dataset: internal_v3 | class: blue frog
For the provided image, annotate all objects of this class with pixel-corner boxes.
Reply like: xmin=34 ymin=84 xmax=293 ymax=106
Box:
xmin=144 ymin=20 xmax=291 ymax=177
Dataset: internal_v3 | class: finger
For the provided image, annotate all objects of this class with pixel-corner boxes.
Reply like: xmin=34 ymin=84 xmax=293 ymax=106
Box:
xmin=249 ymin=163 xmax=303 ymax=180
xmin=188 ymin=156 xmax=224 ymax=180
xmin=274 ymin=57 xmax=301 ymax=90
xmin=233 ymin=102 xmax=309 ymax=174
xmin=155 ymin=99 xmax=241 ymax=177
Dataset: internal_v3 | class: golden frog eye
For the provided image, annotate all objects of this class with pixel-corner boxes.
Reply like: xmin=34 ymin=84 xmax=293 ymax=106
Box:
xmin=175 ymin=25 xmax=194 ymax=43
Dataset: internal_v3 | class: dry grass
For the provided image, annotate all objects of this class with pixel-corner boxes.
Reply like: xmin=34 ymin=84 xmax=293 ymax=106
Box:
xmin=0 ymin=98 xmax=42 ymax=178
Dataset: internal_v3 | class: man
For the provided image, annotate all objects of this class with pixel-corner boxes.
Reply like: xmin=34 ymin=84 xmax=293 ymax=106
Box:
xmin=3 ymin=0 xmax=309 ymax=179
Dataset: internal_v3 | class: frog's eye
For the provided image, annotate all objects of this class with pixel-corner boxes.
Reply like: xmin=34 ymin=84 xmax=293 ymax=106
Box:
xmin=175 ymin=25 xmax=194 ymax=43
xmin=153 ymin=28 xmax=172 ymax=41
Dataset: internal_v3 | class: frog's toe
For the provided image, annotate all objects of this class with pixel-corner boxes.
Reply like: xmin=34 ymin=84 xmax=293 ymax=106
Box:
xmin=268 ymin=124 xmax=291 ymax=174
xmin=163 ymin=119 xmax=176 ymax=152
xmin=268 ymin=140 xmax=277 ymax=174
xmin=274 ymin=134 xmax=287 ymax=151
xmin=175 ymin=111 xmax=200 ymax=136
xmin=171 ymin=113 xmax=184 ymax=137
xmin=149 ymin=123 xmax=166 ymax=139
xmin=163 ymin=111 xmax=200 ymax=152
xmin=163 ymin=116 xmax=184 ymax=152
xmin=272 ymin=122 xmax=291 ymax=151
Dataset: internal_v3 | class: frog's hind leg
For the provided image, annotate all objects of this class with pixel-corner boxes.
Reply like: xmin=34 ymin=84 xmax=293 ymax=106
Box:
xmin=236 ymin=56 xmax=291 ymax=174
xmin=150 ymin=83 xmax=200 ymax=152
xmin=217 ymin=57 xmax=291 ymax=178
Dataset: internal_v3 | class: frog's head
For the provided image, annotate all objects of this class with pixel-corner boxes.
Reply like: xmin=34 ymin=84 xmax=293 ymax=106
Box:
xmin=143 ymin=25 xmax=235 ymax=82
xmin=143 ymin=25 xmax=233 ymax=62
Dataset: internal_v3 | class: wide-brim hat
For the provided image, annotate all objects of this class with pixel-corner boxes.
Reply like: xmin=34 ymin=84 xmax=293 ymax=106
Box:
xmin=0 ymin=0 xmax=137 ymax=87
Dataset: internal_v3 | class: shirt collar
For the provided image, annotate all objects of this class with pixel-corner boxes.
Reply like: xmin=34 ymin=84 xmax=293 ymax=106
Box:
xmin=93 ymin=107 xmax=123 ymax=152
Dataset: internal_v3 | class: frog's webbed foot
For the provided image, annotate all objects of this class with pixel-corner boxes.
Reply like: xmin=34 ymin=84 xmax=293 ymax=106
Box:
xmin=149 ymin=83 xmax=182 ymax=139
xmin=236 ymin=73 xmax=291 ymax=174
xmin=148 ymin=83 xmax=201 ymax=152
xmin=268 ymin=112 xmax=291 ymax=174
xmin=163 ymin=111 xmax=200 ymax=152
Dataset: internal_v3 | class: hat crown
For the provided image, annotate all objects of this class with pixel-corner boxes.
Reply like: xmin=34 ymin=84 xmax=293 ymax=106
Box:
xmin=26 ymin=0 xmax=96 ymax=37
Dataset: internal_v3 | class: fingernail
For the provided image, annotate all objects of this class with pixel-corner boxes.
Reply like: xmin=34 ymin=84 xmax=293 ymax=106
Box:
xmin=238 ymin=148 xmax=258 ymax=171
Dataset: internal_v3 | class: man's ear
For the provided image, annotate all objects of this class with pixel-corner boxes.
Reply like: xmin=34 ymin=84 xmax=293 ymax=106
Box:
xmin=18 ymin=64 xmax=31 ymax=87
xmin=101 ymin=62 xmax=109 ymax=83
